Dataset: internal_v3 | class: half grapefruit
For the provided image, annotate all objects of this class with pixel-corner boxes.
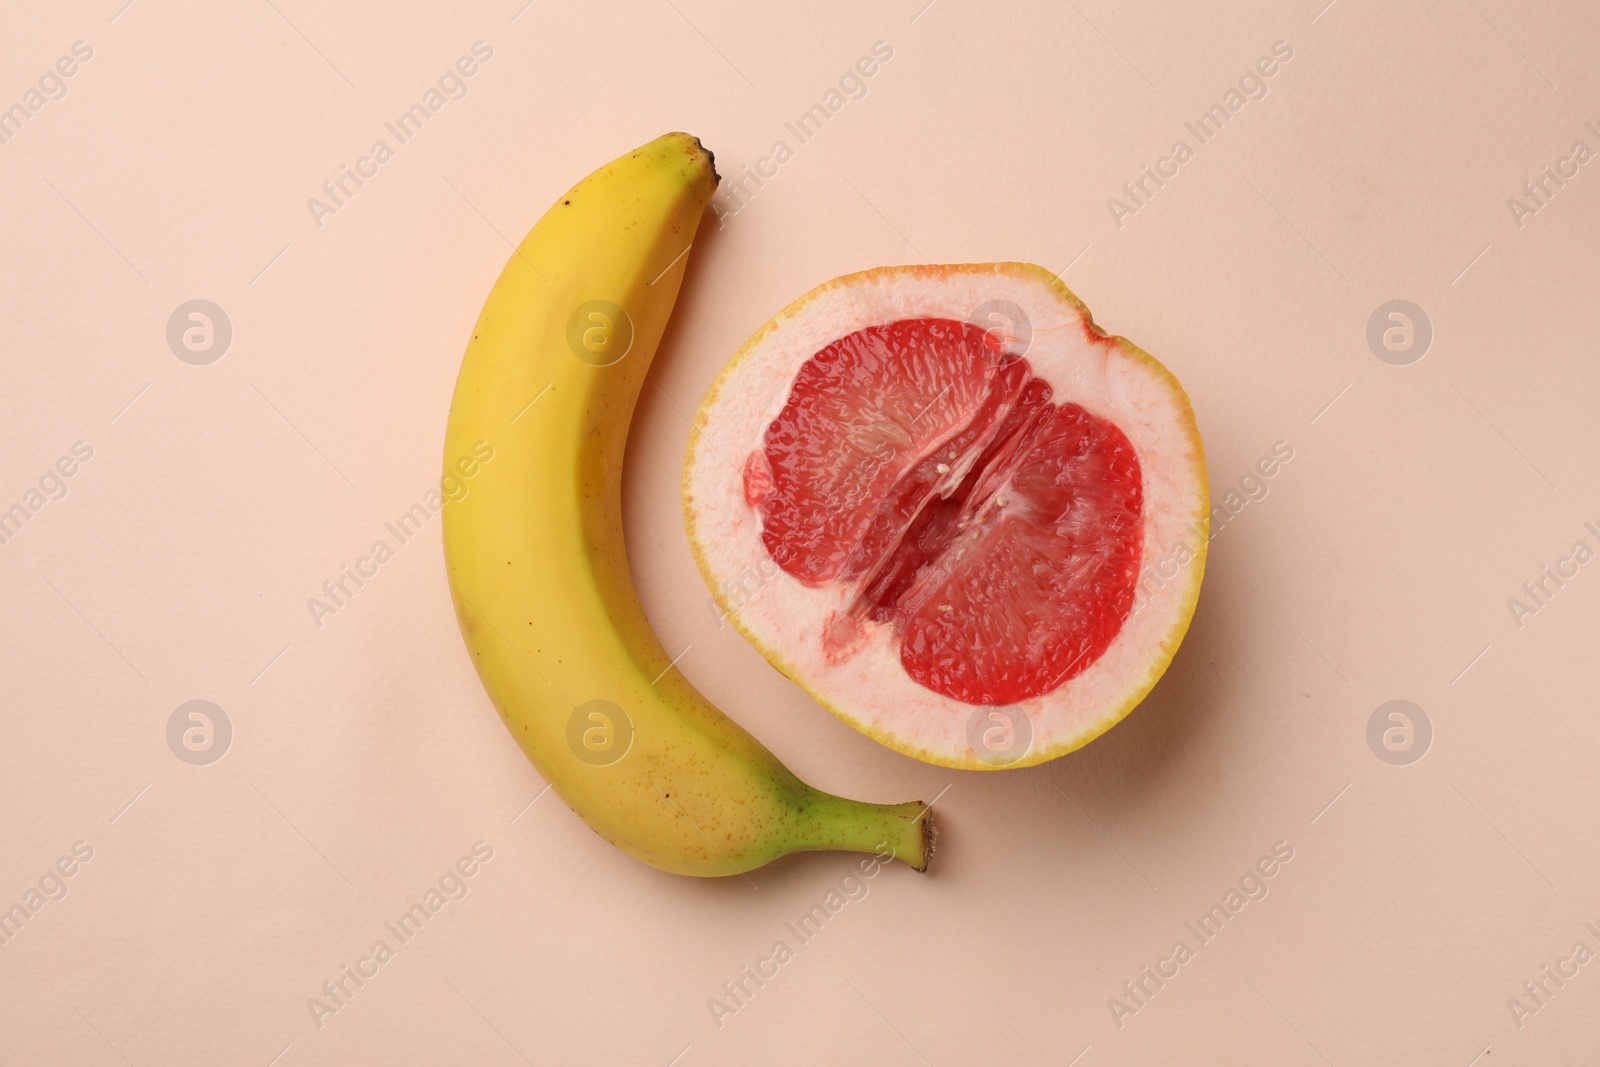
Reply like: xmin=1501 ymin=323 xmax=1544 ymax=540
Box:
xmin=684 ymin=263 xmax=1207 ymax=769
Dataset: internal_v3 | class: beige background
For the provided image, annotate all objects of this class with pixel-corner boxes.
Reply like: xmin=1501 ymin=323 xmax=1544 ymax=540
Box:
xmin=3 ymin=0 xmax=1599 ymax=1063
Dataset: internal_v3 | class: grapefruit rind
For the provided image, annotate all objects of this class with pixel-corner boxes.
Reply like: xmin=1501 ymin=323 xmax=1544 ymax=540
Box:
xmin=684 ymin=263 xmax=1208 ymax=770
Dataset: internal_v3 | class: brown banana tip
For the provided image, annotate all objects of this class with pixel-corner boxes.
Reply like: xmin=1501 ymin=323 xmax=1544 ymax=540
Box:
xmin=691 ymin=134 xmax=719 ymax=185
xmin=912 ymin=807 xmax=937 ymax=873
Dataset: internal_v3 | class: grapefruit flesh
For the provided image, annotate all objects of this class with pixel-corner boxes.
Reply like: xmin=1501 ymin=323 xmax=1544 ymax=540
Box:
xmin=685 ymin=264 xmax=1207 ymax=769
xmin=745 ymin=318 xmax=1144 ymax=706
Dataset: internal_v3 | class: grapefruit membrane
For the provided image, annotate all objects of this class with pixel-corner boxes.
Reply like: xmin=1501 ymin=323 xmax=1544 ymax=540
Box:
xmin=684 ymin=264 xmax=1207 ymax=769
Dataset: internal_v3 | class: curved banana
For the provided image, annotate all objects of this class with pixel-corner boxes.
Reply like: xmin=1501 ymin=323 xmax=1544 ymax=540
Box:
xmin=441 ymin=133 xmax=933 ymax=877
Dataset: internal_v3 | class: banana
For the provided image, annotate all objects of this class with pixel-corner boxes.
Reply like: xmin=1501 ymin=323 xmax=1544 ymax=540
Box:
xmin=441 ymin=133 xmax=934 ymax=877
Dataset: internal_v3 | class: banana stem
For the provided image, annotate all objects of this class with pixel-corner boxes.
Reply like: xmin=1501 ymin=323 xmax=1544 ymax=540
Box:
xmin=791 ymin=791 xmax=936 ymax=872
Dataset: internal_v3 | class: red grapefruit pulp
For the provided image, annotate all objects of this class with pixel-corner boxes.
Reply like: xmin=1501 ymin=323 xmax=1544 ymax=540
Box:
xmin=745 ymin=318 xmax=1144 ymax=706
xmin=685 ymin=264 xmax=1207 ymax=769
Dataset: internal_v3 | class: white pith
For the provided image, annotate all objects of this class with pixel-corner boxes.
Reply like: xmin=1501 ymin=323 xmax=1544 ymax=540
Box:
xmin=684 ymin=265 xmax=1207 ymax=768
